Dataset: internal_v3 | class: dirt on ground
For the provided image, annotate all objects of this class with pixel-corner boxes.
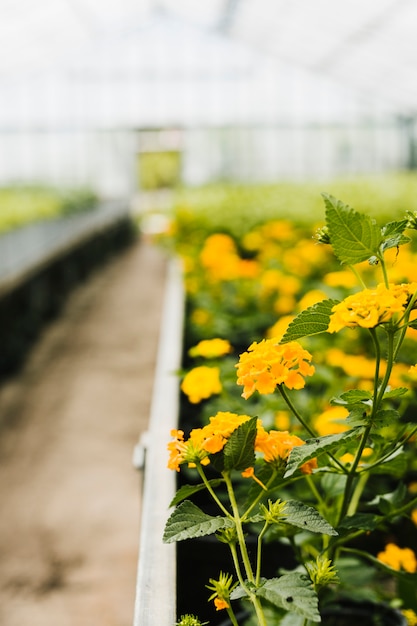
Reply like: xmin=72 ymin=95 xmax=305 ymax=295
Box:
xmin=0 ymin=238 xmax=167 ymax=626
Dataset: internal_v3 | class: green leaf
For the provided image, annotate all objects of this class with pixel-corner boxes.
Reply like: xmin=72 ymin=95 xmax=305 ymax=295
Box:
xmin=371 ymin=448 xmax=407 ymax=477
xmin=338 ymin=512 xmax=381 ymax=532
xmin=169 ymin=479 xmax=223 ymax=507
xmin=373 ymin=408 xmax=401 ymax=425
xmin=255 ymin=573 xmax=320 ymax=622
xmin=283 ymin=500 xmax=338 ymax=536
xmin=383 ymin=387 xmax=408 ymax=400
xmin=323 ymin=193 xmax=382 ymax=265
xmin=223 ymin=416 xmax=257 ymax=471
xmin=163 ymin=500 xmax=233 ymax=543
xmin=333 ymin=389 xmax=373 ymax=405
xmin=280 ymin=299 xmax=339 ymax=343
xmin=284 ymin=429 xmax=363 ymax=478
xmin=380 ymin=219 xmax=411 ymax=253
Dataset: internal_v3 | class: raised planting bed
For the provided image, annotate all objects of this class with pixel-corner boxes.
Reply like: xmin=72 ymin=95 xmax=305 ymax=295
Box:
xmin=0 ymin=200 xmax=136 ymax=379
xmin=134 ymin=192 xmax=417 ymax=626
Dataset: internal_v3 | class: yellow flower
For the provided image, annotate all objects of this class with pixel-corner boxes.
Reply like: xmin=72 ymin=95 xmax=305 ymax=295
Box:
xmin=411 ymin=509 xmax=417 ymax=526
xmin=314 ymin=406 xmax=349 ymax=436
xmin=275 ymin=410 xmax=291 ymax=430
xmin=167 ymin=429 xmax=211 ymax=472
xmin=200 ymin=233 xmax=241 ymax=281
xmin=181 ymin=366 xmax=222 ymax=403
xmin=207 ymin=572 xmax=236 ymax=611
xmin=377 ymin=543 xmax=417 ymax=573
xmin=191 ymin=308 xmax=211 ymax=327
xmin=236 ymin=338 xmax=315 ymax=399
xmin=266 ymin=315 xmax=294 ymax=340
xmin=403 ymin=609 xmax=417 ymax=626
xmin=323 ymin=270 xmax=358 ymax=288
xmin=167 ymin=412 xmax=253 ymax=472
xmin=188 ymin=338 xmax=232 ymax=359
xmin=328 ymin=283 xmax=408 ymax=332
xmin=255 ymin=426 xmax=317 ymax=473
xmin=297 ymin=289 xmax=328 ymax=310
xmin=214 ymin=598 xmax=229 ymax=611
xmin=408 ymin=364 xmax=417 ymax=379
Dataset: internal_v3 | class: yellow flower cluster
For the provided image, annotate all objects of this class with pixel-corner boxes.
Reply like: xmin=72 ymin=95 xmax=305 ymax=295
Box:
xmin=181 ymin=366 xmax=222 ymax=404
xmin=254 ymin=425 xmax=317 ymax=474
xmin=167 ymin=411 xmax=314 ymax=474
xmin=236 ymin=338 xmax=315 ymax=399
xmin=377 ymin=542 xmax=417 ymax=573
xmin=200 ymin=233 xmax=259 ymax=281
xmin=188 ymin=338 xmax=232 ymax=359
xmin=167 ymin=412 xmax=252 ymax=471
xmin=328 ymin=283 xmax=411 ymax=333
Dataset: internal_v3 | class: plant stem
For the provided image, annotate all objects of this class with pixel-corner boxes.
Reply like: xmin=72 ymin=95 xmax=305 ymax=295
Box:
xmin=278 ymin=385 xmax=347 ymax=474
xmin=196 ymin=464 xmax=232 ymax=518
xmin=278 ymin=385 xmax=316 ymax=437
xmin=241 ymin=470 xmax=278 ymax=522
xmin=256 ymin=522 xmax=269 ymax=585
xmin=223 ymin=472 xmax=267 ymax=626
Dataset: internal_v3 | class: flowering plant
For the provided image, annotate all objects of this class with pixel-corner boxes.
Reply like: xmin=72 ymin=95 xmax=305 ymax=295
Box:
xmin=164 ymin=195 xmax=417 ymax=626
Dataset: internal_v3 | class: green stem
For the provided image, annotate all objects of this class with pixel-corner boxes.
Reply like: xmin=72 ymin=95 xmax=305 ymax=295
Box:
xmin=196 ymin=464 xmax=231 ymax=519
xmin=346 ymin=471 xmax=369 ymax=517
xmin=363 ymin=424 xmax=417 ymax=473
xmin=338 ymin=327 xmax=393 ymax=524
xmin=377 ymin=252 xmax=390 ymax=288
xmin=225 ymin=607 xmax=240 ymax=626
xmin=241 ymin=470 xmax=278 ymax=522
xmin=393 ymin=288 xmax=417 ymax=360
xmin=224 ymin=472 xmax=254 ymax=583
xmin=278 ymin=385 xmax=316 ymax=437
xmin=256 ymin=522 xmax=269 ymax=585
xmin=229 ymin=541 xmax=248 ymax=590
xmin=278 ymin=385 xmax=347 ymax=474
xmin=223 ymin=472 xmax=267 ymax=626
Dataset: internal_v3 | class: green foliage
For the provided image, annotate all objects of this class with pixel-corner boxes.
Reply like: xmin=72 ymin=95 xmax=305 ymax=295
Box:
xmin=164 ymin=188 xmax=417 ymax=625
xmin=254 ymin=573 xmax=320 ymax=622
xmin=0 ymin=185 xmax=97 ymax=233
xmin=281 ymin=299 xmax=339 ymax=343
xmin=284 ymin=430 xmax=363 ymax=478
xmin=223 ymin=416 xmax=257 ymax=472
xmin=163 ymin=500 xmax=233 ymax=543
xmin=323 ymin=193 xmax=382 ymax=265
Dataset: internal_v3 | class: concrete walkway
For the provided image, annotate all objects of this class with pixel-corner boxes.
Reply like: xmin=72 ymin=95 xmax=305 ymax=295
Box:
xmin=0 ymin=237 xmax=167 ymax=626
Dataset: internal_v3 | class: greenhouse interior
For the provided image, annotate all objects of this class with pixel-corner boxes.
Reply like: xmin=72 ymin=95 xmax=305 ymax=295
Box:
xmin=1 ymin=2 xmax=417 ymax=626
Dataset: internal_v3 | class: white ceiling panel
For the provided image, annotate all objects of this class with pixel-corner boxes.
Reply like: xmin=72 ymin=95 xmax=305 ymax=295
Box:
xmin=0 ymin=0 xmax=416 ymax=127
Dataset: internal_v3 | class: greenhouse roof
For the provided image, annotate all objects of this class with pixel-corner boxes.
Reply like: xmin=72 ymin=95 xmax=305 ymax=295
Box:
xmin=1 ymin=0 xmax=417 ymax=128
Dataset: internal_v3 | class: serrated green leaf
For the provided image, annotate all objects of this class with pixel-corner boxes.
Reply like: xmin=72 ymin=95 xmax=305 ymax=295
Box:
xmin=223 ymin=416 xmax=257 ymax=471
xmin=280 ymin=299 xmax=339 ymax=343
xmin=283 ymin=500 xmax=337 ymax=536
xmin=381 ymin=234 xmax=411 ymax=253
xmin=380 ymin=220 xmax=411 ymax=253
xmin=169 ymin=479 xmax=223 ymax=507
xmin=381 ymin=219 xmax=409 ymax=238
xmin=323 ymin=193 xmax=382 ymax=265
xmin=371 ymin=448 xmax=407 ymax=477
xmin=163 ymin=500 xmax=233 ymax=543
xmin=383 ymin=387 xmax=408 ymax=400
xmin=284 ymin=429 xmax=362 ymax=478
xmin=338 ymin=512 xmax=381 ymax=532
xmin=374 ymin=408 xmax=401 ymax=425
xmin=255 ymin=573 xmax=320 ymax=621
xmin=336 ymin=389 xmax=373 ymax=405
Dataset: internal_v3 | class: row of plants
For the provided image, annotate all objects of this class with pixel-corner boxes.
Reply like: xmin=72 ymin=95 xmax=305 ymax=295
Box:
xmin=153 ymin=177 xmax=417 ymax=625
xmin=0 ymin=184 xmax=98 ymax=233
